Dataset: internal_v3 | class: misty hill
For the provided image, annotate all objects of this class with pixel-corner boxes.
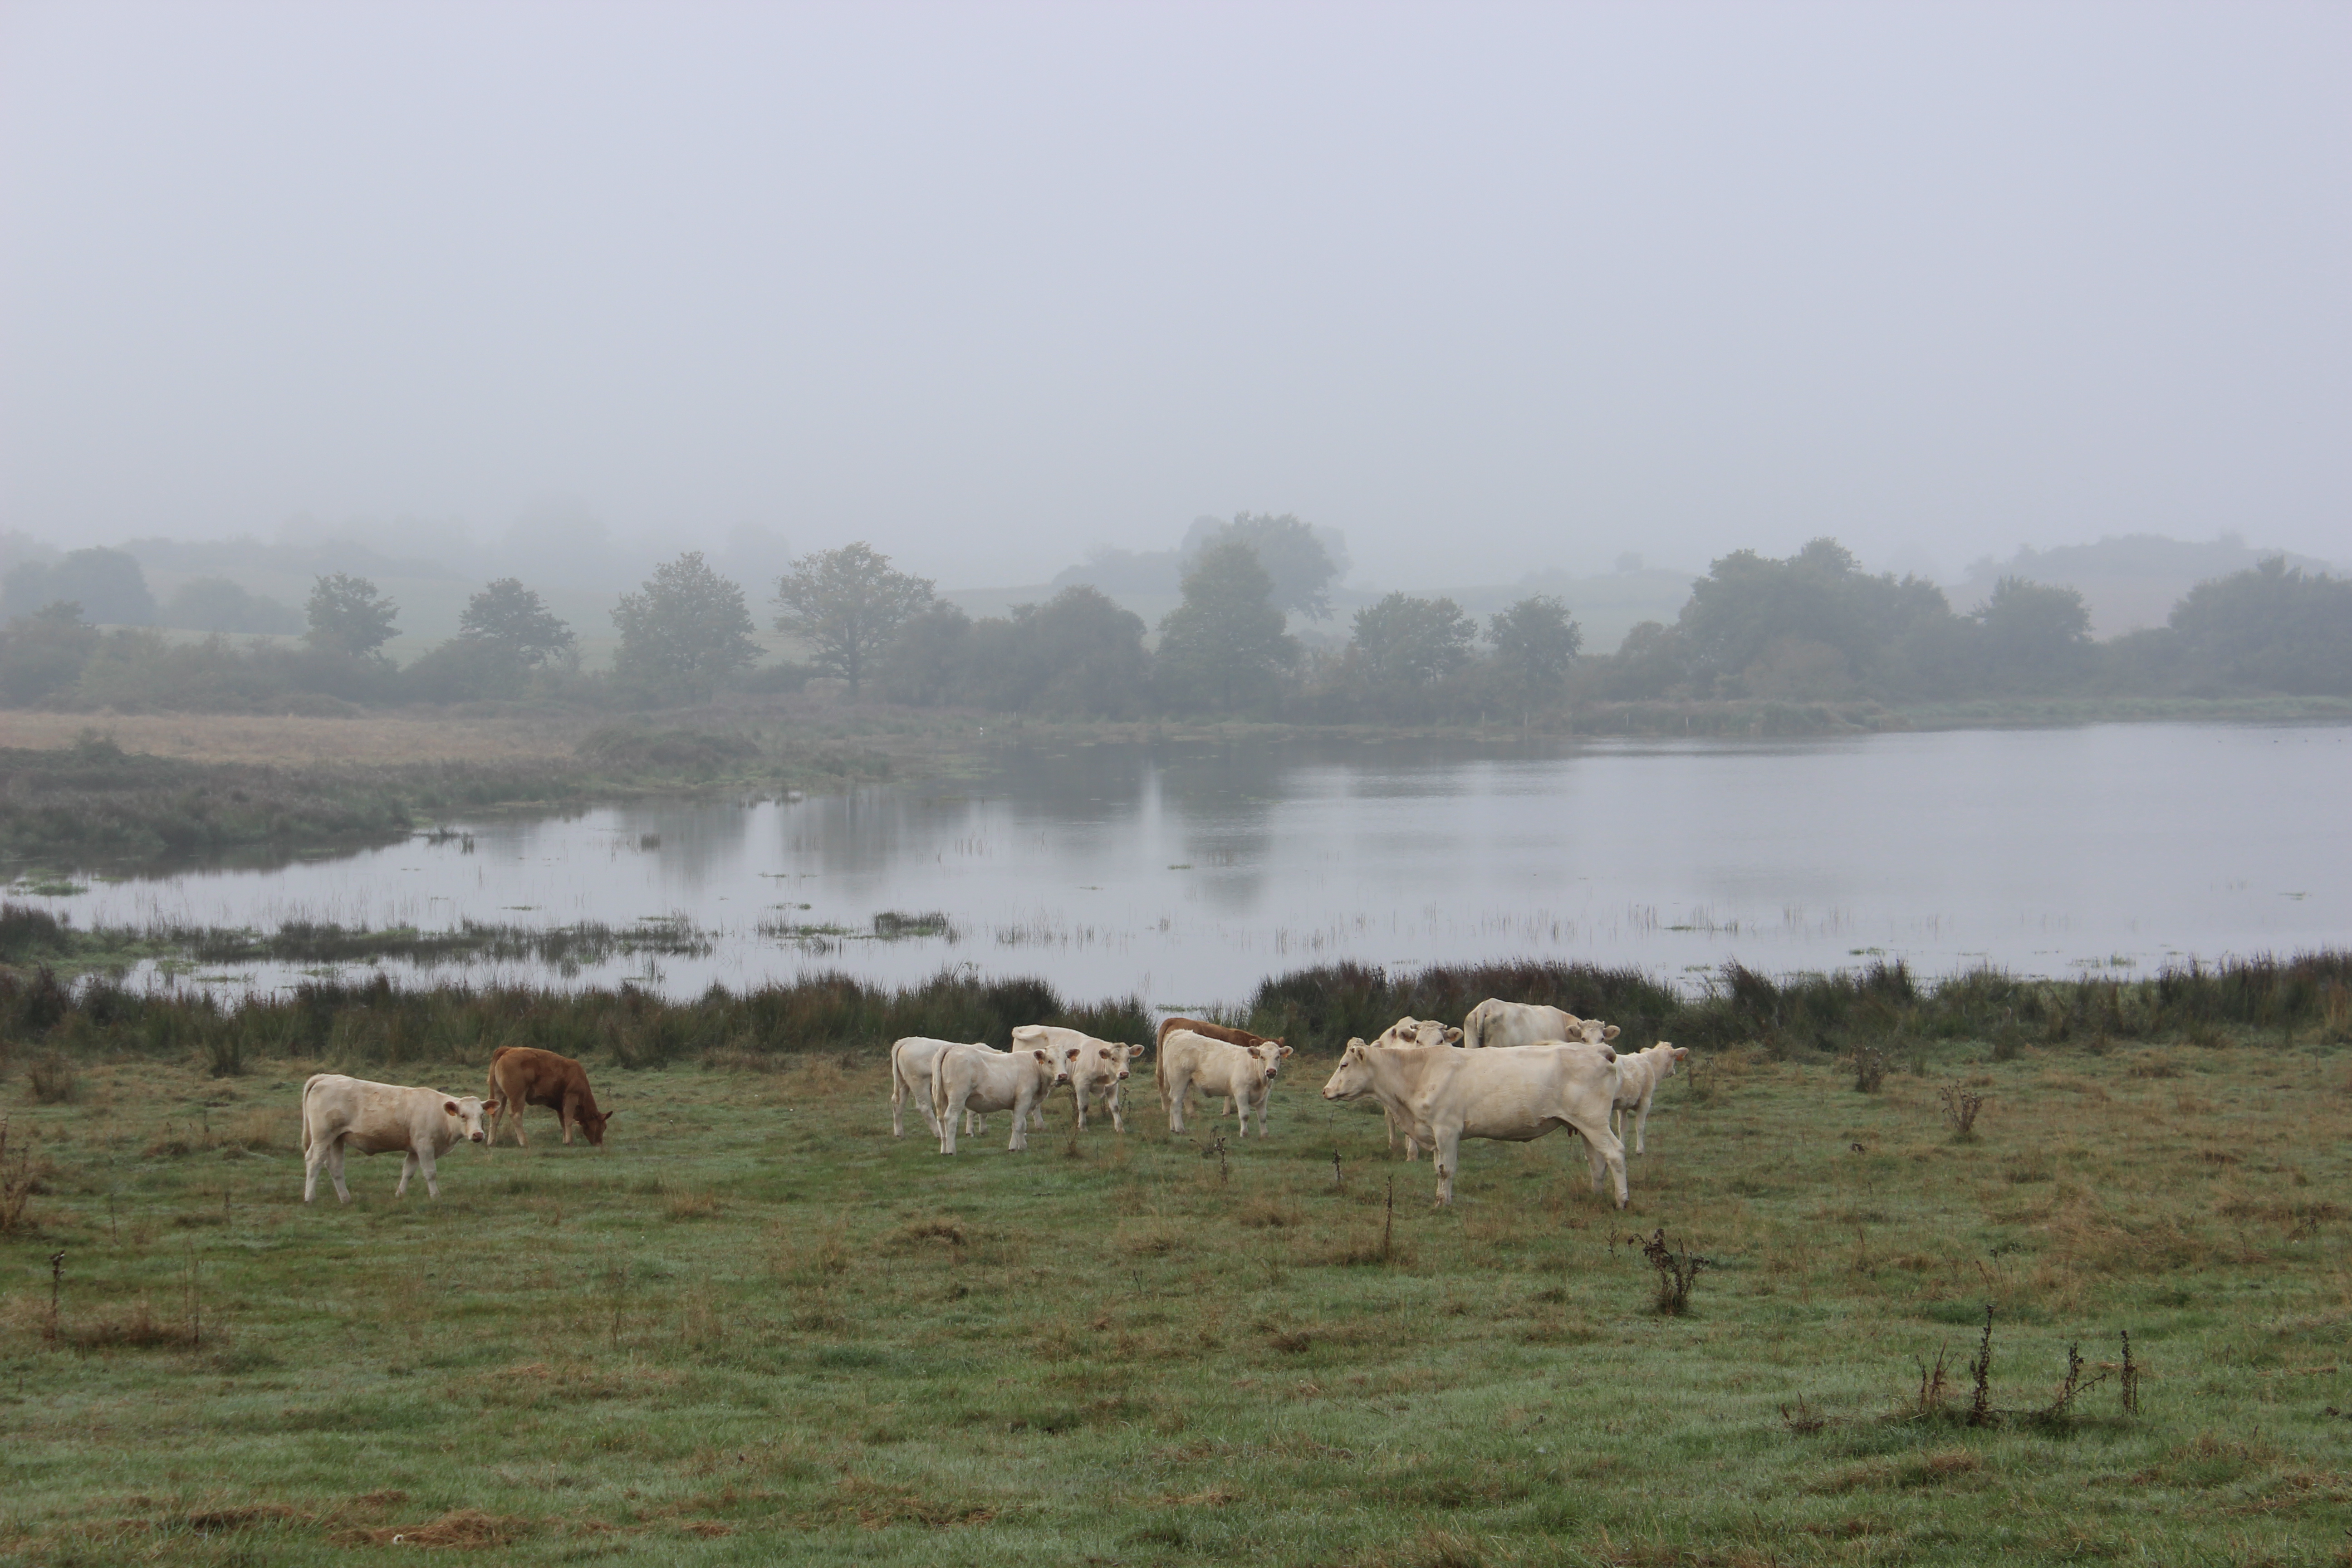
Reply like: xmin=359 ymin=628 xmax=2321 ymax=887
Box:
xmin=1950 ymin=534 xmax=2339 ymax=637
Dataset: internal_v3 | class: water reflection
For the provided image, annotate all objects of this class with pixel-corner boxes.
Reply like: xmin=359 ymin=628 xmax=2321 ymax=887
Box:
xmin=29 ymin=724 xmax=2352 ymax=1006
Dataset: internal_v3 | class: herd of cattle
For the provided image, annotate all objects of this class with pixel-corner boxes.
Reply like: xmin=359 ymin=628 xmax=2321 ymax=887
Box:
xmin=295 ymin=1001 xmax=1682 ymax=1210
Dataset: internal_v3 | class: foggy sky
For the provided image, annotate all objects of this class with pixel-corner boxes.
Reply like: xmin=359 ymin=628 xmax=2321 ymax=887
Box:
xmin=2 ymin=1 xmax=2345 ymax=589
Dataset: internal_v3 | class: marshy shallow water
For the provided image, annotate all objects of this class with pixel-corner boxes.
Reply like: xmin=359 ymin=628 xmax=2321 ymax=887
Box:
xmin=29 ymin=722 xmax=2352 ymax=1006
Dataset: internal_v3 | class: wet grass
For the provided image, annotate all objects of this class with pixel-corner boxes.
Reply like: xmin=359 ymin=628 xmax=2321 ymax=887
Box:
xmin=0 ymin=1019 xmax=2346 ymax=1565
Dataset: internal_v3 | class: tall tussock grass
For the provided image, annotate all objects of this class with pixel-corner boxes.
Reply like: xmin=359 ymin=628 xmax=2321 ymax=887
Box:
xmin=0 ymin=967 xmax=1151 ymax=1069
xmin=3 ymin=951 xmax=2344 ymax=1073
xmin=1238 ymin=952 xmax=2352 ymax=1056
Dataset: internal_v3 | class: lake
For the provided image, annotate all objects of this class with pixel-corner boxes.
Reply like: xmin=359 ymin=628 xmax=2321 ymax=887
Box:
xmin=38 ymin=722 xmax=2352 ymax=1008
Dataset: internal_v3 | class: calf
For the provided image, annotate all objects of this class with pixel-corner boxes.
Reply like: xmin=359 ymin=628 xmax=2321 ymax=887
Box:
xmin=931 ymin=1044 xmax=1066 ymax=1153
xmin=1155 ymin=1017 xmax=1288 ymax=1123
xmin=1609 ymin=1043 xmax=1688 ymax=1154
xmin=301 ymin=1073 xmax=497 ymax=1203
xmin=1320 ymin=1039 xmax=1627 ymax=1207
xmin=485 ymin=1046 xmax=611 ymax=1147
xmin=1014 ymin=1025 xmax=1145 ymax=1132
xmin=1157 ymin=1028 xmax=1278 ymax=1139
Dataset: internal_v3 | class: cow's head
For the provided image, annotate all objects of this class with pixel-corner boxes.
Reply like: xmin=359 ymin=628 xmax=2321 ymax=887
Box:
xmin=446 ymin=1096 xmax=495 ymax=1144
xmin=1659 ymin=1044 xmax=1688 ymax=1076
xmin=578 ymin=1107 xmax=612 ymax=1146
xmin=1251 ymin=1040 xmax=1293 ymax=1080
xmin=1322 ymin=1041 xmax=1376 ymax=1101
xmin=1565 ymin=1018 xmax=1621 ymax=1048
xmin=1033 ymin=1048 xmax=1068 ymax=1086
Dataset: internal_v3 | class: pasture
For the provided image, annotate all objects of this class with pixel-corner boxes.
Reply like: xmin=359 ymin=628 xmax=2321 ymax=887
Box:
xmin=1 ymin=1033 xmax=2347 ymax=1565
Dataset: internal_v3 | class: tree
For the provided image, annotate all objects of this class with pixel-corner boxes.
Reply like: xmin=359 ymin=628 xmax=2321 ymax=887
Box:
xmin=458 ymin=578 xmax=575 ymax=666
xmin=1154 ymin=540 xmax=1298 ymax=712
xmin=0 ymin=602 xmax=101 ymax=704
xmin=1972 ymin=577 xmax=2092 ymax=692
xmin=304 ymin=573 xmax=400 ymax=657
xmin=1186 ymin=514 xmax=1348 ymax=619
xmin=1349 ymin=593 xmax=1477 ymax=690
xmin=772 ymin=542 xmax=936 ymax=698
xmin=612 ymin=551 xmax=760 ymax=700
xmin=877 ymin=602 xmax=974 ymax=706
xmin=0 ymin=547 xmax=159 ymax=626
xmin=2166 ymin=558 xmax=2352 ymax=695
xmin=1487 ymin=594 xmax=1583 ymax=702
xmin=1597 ymin=621 xmax=1690 ymax=700
xmin=1677 ymin=537 xmax=1953 ymax=695
xmin=965 ymin=586 xmax=1151 ymax=717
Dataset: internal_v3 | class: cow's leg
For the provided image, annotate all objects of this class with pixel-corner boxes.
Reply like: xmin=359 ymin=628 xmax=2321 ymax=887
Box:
xmin=328 ymin=1138 xmax=352 ymax=1204
xmin=1634 ymin=1091 xmax=1653 ymax=1155
xmin=1008 ymin=1094 xmax=1030 ymax=1152
xmin=1576 ymin=1119 xmax=1629 ymax=1206
xmin=397 ymin=1149 xmax=418 ymax=1198
xmin=890 ymin=1070 xmax=906 ymax=1138
xmin=303 ymin=1131 xmax=327 ymax=1203
xmin=418 ymin=1145 xmax=441 ymax=1199
xmin=1165 ymin=1071 xmax=1187 ymax=1133
xmin=1431 ymin=1126 xmax=1462 ymax=1205
xmin=560 ymin=1091 xmax=579 ymax=1145
xmin=939 ymin=1091 xmax=962 ymax=1155
xmin=1108 ymin=1083 xmax=1125 ymax=1134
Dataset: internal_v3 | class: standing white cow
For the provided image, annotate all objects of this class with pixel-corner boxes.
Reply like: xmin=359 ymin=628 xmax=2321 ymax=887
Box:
xmin=1364 ymin=1017 xmax=1462 ymax=1158
xmin=1012 ymin=1024 xmax=1146 ymax=1132
xmin=1156 ymin=1029 xmax=1279 ymax=1138
xmin=1320 ymin=1039 xmax=1628 ymax=1207
xmin=891 ymin=1036 xmax=1020 ymax=1139
xmin=931 ymin=1044 xmax=1066 ymax=1153
xmin=1609 ymin=1042 xmax=1688 ymax=1154
xmin=1462 ymin=999 xmax=1619 ymax=1051
xmin=300 ymin=1074 xmax=497 ymax=1203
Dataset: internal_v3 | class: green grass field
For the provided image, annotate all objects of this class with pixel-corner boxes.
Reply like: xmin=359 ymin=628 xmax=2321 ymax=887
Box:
xmin=2 ymin=1035 xmax=2348 ymax=1565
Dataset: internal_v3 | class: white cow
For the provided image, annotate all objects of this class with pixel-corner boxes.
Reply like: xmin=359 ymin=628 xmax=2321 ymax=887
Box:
xmin=931 ymin=1043 xmax=1066 ymax=1153
xmin=889 ymin=1036 xmax=996 ymax=1139
xmin=1013 ymin=1025 xmax=1145 ymax=1132
xmin=1609 ymin=1042 xmax=1688 ymax=1154
xmin=1463 ymin=999 xmax=1620 ymax=1051
xmin=300 ymin=1073 xmax=497 ymax=1203
xmin=1156 ymin=1029 xmax=1279 ymax=1139
xmin=1366 ymin=1017 xmax=1462 ymax=1158
xmin=1320 ymin=1039 xmax=1628 ymax=1207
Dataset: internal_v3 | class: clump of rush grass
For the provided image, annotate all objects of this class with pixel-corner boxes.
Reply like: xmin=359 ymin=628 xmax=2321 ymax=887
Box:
xmin=0 ymin=1118 xmax=38 ymax=1233
xmin=1938 ymin=1085 xmax=1987 ymax=1139
xmin=27 ymin=1053 xmax=79 ymax=1105
xmin=1633 ymin=1227 xmax=1713 ymax=1316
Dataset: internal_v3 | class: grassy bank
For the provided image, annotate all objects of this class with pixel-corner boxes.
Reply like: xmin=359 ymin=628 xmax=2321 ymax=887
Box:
xmin=0 ymin=725 xmax=900 ymax=866
xmin=1 ymin=992 xmax=2347 ymax=1563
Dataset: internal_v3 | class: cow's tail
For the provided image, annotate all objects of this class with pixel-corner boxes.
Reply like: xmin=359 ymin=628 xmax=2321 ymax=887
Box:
xmin=299 ymin=1073 xmax=327 ymax=1153
xmin=929 ymin=1047 xmax=950 ymax=1123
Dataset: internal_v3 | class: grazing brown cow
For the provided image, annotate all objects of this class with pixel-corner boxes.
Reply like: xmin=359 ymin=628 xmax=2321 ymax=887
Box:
xmin=486 ymin=1046 xmax=612 ymax=1147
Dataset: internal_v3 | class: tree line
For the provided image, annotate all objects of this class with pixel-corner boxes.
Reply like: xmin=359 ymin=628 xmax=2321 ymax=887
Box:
xmin=0 ymin=525 xmax=2346 ymax=717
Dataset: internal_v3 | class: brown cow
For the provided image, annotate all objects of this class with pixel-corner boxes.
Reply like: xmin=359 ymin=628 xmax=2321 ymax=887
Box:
xmin=1155 ymin=1016 xmax=1282 ymax=1054
xmin=486 ymin=1046 xmax=612 ymax=1147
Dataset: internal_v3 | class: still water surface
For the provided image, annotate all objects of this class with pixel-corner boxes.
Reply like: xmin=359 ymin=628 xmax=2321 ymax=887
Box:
xmin=49 ymin=724 xmax=2352 ymax=1007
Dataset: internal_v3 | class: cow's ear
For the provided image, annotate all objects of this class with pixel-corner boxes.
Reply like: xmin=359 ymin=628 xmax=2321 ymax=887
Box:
xmin=1444 ymin=1028 xmax=1463 ymax=1044
xmin=443 ymin=1100 xmax=460 ymax=1116
xmin=481 ymin=1101 xmax=499 ymax=1115
xmin=1673 ymin=1048 xmax=1689 ymax=1061
xmin=1032 ymin=1049 xmax=1049 ymax=1063
xmin=1602 ymin=1024 xmax=1621 ymax=1041
xmin=1065 ymin=1048 xmax=1081 ymax=1060
xmin=1279 ymin=1045 xmax=1294 ymax=1057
